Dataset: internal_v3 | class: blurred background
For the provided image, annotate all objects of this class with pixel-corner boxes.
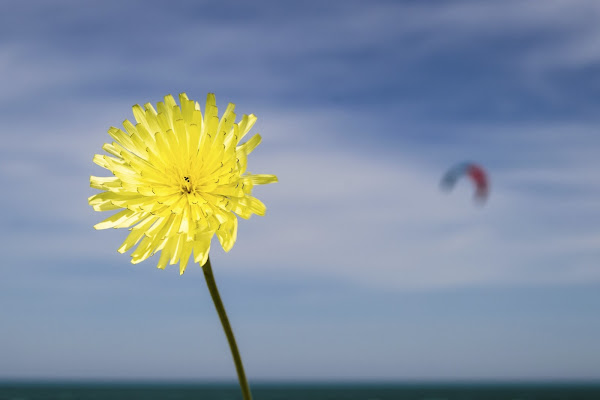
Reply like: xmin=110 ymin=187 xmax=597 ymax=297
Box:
xmin=1 ymin=0 xmax=599 ymax=383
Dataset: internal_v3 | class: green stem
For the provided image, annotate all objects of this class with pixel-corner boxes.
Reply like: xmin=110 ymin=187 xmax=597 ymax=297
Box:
xmin=202 ymin=256 xmax=252 ymax=400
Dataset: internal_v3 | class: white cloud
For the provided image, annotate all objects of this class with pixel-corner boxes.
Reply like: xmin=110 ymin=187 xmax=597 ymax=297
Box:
xmin=1 ymin=96 xmax=599 ymax=291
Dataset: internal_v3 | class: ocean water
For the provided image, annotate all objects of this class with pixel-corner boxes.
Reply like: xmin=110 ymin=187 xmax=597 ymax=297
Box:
xmin=1 ymin=383 xmax=600 ymax=400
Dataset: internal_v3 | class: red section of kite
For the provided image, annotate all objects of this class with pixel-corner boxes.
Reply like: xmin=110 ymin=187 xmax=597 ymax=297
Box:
xmin=466 ymin=164 xmax=488 ymax=200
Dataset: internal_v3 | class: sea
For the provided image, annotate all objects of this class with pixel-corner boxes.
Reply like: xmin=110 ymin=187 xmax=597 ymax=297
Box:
xmin=1 ymin=383 xmax=600 ymax=400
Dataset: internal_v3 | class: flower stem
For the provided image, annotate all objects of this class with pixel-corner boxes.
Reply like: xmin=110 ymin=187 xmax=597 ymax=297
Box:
xmin=202 ymin=256 xmax=252 ymax=400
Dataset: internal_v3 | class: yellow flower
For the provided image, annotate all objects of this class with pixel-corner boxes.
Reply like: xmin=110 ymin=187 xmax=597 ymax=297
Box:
xmin=89 ymin=93 xmax=277 ymax=274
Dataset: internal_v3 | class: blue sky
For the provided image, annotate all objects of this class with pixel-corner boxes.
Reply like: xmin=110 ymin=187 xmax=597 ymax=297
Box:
xmin=1 ymin=0 xmax=600 ymax=382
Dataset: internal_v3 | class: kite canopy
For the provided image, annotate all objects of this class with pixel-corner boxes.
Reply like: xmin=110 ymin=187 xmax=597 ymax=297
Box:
xmin=440 ymin=162 xmax=489 ymax=201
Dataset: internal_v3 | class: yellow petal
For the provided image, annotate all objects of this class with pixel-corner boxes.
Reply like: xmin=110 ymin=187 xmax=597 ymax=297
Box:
xmin=90 ymin=176 xmax=120 ymax=190
xmin=169 ymin=234 xmax=186 ymax=266
xmin=118 ymin=216 xmax=158 ymax=253
xmin=156 ymin=243 xmax=171 ymax=270
xmin=237 ymin=133 xmax=262 ymax=156
xmin=179 ymin=241 xmax=194 ymax=274
xmin=130 ymin=235 xmax=154 ymax=264
xmin=216 ymin=217 xmax=237 ymax=252
xmin=236 ymin=113 xmax=257 ymax=143
xmin=249 ymin=174 xmax=278 ymax=185
xmin=193 ymin=235 xmax=212 ymax=265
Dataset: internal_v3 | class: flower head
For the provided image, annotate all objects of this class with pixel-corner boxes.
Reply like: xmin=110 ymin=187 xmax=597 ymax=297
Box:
xmin=89 ymin=93 xmax=277 ymax=274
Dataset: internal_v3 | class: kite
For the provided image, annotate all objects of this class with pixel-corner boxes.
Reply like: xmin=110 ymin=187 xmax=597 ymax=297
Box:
xmin=440 ymin=162 xmax=489 ymax=202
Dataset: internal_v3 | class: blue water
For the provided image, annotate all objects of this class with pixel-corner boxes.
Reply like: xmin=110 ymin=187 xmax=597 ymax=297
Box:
xmin=1 ymin=383 xmax=600 ymax=400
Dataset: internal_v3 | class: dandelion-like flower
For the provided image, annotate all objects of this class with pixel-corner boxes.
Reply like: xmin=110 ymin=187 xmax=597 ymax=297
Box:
xmin=89 ymin=93 xmax=277 ymax=274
